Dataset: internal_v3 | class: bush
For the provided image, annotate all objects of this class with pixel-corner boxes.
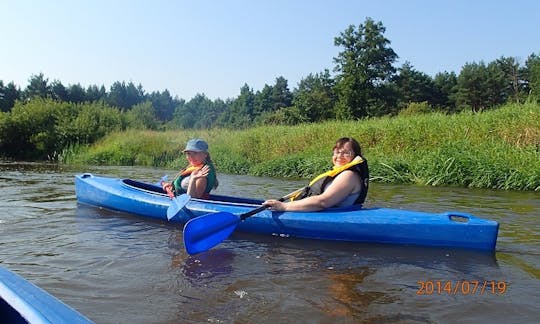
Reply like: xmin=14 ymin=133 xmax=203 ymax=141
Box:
xmin=0 ymin=98 xmax=124 ymax=160
xmin=398 ymin=101 xmax=432 ymax=116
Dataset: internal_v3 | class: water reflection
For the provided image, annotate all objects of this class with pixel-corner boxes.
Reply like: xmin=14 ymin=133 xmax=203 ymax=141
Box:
xmin=323 ymin=268 xmax=396 ymax=318
xmin=168 ymin=231 xmax=235 ymax=283
xmin=227 ymin=232 xmax=498 ymax=271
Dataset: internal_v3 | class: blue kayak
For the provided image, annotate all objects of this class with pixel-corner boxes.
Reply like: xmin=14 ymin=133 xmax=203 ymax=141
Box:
xmin=74 ymin=173 xmax=499 ymax=252
xmin=0 ymin=266 xmax=92 ymax=324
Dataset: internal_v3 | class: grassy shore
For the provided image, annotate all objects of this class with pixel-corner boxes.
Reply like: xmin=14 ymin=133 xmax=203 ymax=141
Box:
xmin=63 ymin=102 xmax=540 ymax=191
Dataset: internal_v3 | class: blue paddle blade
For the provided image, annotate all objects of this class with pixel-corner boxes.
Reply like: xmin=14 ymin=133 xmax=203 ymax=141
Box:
xmin=167 ymin=194 xmax=191 ymax=220
xmin=183 ymin=212 xmax=241 ymax=255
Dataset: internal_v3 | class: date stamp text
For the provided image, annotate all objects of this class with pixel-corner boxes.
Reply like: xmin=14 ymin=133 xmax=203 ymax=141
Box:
xmin=417 ymin=280 xmax=507 ymax=295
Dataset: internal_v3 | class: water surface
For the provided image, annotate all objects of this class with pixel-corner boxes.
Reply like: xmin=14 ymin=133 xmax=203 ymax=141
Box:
xmin=0 ymin=163 xmax=538 ymax=323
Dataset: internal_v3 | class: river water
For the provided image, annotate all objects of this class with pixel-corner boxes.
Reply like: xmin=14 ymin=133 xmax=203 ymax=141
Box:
xmin=0 ymin=162 xmax=538 ymax=323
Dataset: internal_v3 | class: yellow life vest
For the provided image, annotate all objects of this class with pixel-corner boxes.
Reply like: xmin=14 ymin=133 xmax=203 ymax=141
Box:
xmin=307 ymin=156 xmax=364 ymax=187
xmin=290 ymin=156 xmax=368 ymax=204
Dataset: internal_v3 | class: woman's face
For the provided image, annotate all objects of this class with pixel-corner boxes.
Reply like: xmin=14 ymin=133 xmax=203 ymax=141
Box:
xmin=185 ymin=151 xmax=207 ymax=166
xmin=332 ymin=142 xmax=355 ymax=167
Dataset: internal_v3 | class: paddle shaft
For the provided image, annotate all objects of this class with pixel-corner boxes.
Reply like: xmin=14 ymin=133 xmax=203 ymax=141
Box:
xmin=240 ymin=197 xmax=285 ymax=220
xmin=239 ymin=187 xmax=305 ymax=220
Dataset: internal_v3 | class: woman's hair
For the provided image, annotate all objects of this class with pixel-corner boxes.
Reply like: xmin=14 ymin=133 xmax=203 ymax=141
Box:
xmin=333 ymin=137 xmax=362 ymax=156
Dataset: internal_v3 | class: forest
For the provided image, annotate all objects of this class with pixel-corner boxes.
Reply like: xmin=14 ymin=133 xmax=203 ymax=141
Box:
xmin=1 ymin=18 xmax=540 ymax=161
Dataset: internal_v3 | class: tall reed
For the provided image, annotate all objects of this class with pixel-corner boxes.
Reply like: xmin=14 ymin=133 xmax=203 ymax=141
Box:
xmin=63 ymin=102 xmax=540 ymax=191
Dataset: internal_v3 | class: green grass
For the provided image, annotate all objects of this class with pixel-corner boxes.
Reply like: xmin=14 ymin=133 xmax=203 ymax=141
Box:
xmin=62 ymin=102 xmax=540 ymax=191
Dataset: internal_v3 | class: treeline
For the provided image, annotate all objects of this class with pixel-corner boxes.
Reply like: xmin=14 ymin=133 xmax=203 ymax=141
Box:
xmin=1 ymin=18 xmax=540 ymax=160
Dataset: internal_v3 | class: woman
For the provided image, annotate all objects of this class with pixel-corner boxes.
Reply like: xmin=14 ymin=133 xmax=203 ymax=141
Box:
xmin=161 ymin=138 xmax=218 ymax=199
xmin=263 ymin=137 xmax=368 ymax=212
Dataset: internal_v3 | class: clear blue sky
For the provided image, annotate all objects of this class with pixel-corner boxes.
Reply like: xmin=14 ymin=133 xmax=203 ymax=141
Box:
xmin=1 ymin=0 xmax=539 ymax=100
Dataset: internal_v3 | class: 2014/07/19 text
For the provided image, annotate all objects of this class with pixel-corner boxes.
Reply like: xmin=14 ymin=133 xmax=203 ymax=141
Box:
xmin=417 ymin=280 xmax=507 ymax=296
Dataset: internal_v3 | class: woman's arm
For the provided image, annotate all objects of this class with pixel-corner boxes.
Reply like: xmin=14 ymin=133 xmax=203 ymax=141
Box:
xmin=187 ymin=165 xmax=210 ymax=198
xmin=264 ymin=170 xmax=359 ymax=212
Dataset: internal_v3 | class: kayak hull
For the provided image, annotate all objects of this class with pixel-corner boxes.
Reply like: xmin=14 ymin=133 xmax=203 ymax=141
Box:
xmin=0 ymin=266 xmax=92 ymax=324
xmin=75 ymin=173 xmax=499 ymax=251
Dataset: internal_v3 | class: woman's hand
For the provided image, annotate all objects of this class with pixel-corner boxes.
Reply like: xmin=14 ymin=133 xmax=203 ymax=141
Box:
xmin=161 ymin=181 xmax=172 ymax=191
xmin=187 ymin=165 xmax=210 ymax=198
xmin=161 ymin=181 xmax=174 ymax=199
xmin=263 ymin=199 xmax=286 ymax=211
xmin=191 ymin=165 xmax=210 ymax=180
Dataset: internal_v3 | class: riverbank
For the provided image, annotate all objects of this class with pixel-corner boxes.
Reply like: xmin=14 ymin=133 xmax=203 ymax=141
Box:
xmin=63 ymin=102 xmax=540 ymax=191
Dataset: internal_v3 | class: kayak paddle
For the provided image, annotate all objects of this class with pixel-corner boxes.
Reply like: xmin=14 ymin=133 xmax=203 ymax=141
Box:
xmin=156 ymin=174 xmax=169 ymax=187
xmin=167 ymin=193 xmax=191 ymax=220
xmin=183 ymin=187 xmax=305 ymax=255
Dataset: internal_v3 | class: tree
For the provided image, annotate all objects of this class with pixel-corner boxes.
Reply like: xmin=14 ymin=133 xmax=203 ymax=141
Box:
xmin=107 ymin=81 xmax=144 ymax=110
xmin=208 ymin=98 xmax=228 ymax=128
xmin=67 ymin=83 xmax=87 ymax=103
xmin=68 ymin=101 xmax=124 ymax=144
xmin=86 ymin=85 xmax=107 ymax=102
xmin=126 ymin=82 xmax=145 ymax=108
xmin=454 ymin=62 xmax=488 ymax=112
xmin=0 ymin=81 xmax=21 ymax=112
xmin=147 ymin=89 xmax=177 ymax=122
xmin=455 ymin=59 xmax=522 ymax=111
xmin=292 ymin=70 xmax=336 ymax=122
xmin=190 ymin=94 xmax=218 ymax=129
xmin=484 ymin=60 xmax=507 ymax=107
xmin=333 ymin=17 xmax=398 ymax=119
xmin=125 ymin=101 xmax=159 ymax=129
xmin=24 ymin=73 xmax=51 ymax=100
xmin=171 ymin=93 xmax=216 ymax=129
xmin=50 ymin=80 xmax=69 ymax=101
xmin=432 ymin=71 xmax=457 ymax=112
xmin=525 ymin=53 xmax=540 ymax=99
xmin=271 ymin=76 xmax=293 ymax=111
xmin=220 ymin=84 xmax=255 ymax=128
xmin=495 ymin=56 xmax=526 ymax=103
xmin=454 ymin=61 xmax=507 ymax=111
xmin=394 ymin=62 xmax=436 ymax=111
xmin=253 ymin=84 xmax=273 ymax=116
xmin=252 ymin=77 xmax=292 ymax=120
xmin=107 ymin=81 xmax=127 ymax=109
